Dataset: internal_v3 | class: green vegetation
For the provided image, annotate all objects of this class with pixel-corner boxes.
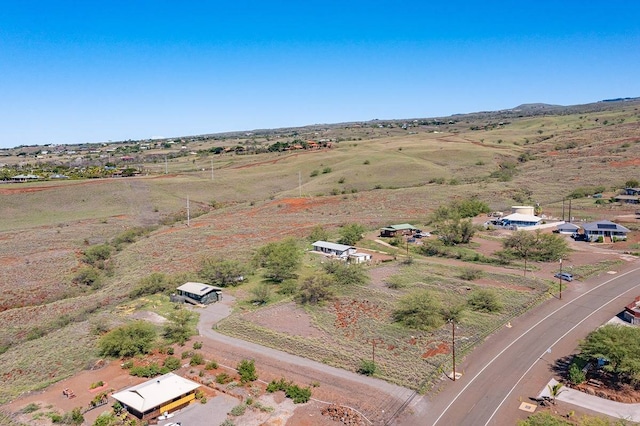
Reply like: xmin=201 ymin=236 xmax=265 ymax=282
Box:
xmin=98 ymin=321 xmax=157 ymax=358
xmin=237 ymin=359 xmax=258 ymax=383
xmin=467 ymin=289 xmax=502 ymax=313
xmin=163 ymin=308 xmax=197 ymax=345
xmin=337 ymin=223 xmax=366 ymax=245
xmin=266 ymin=377 xmax=312 ymax=403
xmin=393 ymin=291 xmax=444 ymax=330
xmin=357 ymin=359 xmax=377 ymax=376
xmin=297 ymin=274 xmax=335 ymax=305
xmin=578 ymin=324 xmax=640 ymax=383
xmin=253 ymin=238 xmax=302 ymax=282
xmin=163 ymin=356 xmax=181 ymax=371
xmin=198 ymin=258 xmax=248 ymax=287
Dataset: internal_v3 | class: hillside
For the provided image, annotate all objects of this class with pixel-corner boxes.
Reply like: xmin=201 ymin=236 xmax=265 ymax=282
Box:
xmin=1 ymin=97 xmax=640 ymax=413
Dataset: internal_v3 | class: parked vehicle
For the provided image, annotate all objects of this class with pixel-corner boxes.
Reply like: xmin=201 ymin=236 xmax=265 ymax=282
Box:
xmin=554 ymin=272 xmax=574 ymax=282
xmin=571 ymin=233 xmax=588 ymax=241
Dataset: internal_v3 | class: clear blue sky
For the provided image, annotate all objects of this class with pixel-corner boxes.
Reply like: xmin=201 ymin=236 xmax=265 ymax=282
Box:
xmin=1 ymin=1 xmax=639 ymax=148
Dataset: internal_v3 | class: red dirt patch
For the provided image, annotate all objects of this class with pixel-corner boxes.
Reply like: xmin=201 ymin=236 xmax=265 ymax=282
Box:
xmin=422 ymin=342 xmax=450 ymax=358
xmin=610 ymin=158 xmax=640 ymax=167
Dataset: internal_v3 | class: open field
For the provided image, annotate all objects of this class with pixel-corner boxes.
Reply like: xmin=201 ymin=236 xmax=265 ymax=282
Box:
xmin=2 ymin=99 xmax=640 ymax=423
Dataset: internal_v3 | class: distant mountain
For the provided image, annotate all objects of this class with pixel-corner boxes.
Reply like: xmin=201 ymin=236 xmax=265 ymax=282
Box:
xmin=511 ymin=103 xmax=563 ymax=111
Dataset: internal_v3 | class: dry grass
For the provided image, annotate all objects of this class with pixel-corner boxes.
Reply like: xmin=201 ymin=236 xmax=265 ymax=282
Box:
xmin=2 ymin=100 xmax=640 ymax=403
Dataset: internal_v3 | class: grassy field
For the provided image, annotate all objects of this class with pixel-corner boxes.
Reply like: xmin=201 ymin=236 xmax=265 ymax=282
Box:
xmin=1 ymin=99 xmax=640 ymax=404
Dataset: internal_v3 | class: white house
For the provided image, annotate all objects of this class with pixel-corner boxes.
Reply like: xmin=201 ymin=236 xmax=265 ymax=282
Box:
xmin=499 ymin=213 xmax=543 ymax=228
xmin=111 ymin=373 xmax=200 ymax=421
xmin=312 ymin=241 xmax=356 ymax=259
xmin=556 ymin=222 xmax=580 ymax=234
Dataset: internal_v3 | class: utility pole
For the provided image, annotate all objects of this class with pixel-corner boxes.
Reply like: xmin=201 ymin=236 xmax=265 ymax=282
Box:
xmin=186 ymin=196 xmax=190 ymax=227
xmin=559 ymin=258 xmax=563 ymax=300
xmin=451 ymin=319 xmax=456 ymax=381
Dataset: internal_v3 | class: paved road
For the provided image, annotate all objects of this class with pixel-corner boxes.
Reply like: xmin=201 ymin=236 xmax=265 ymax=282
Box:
xmin=400 ymin=261 xmax=640 ymax=426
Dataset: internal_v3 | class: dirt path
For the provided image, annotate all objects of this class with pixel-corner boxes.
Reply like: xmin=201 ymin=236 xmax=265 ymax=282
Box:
xmin=195 ymin=296 xmax=416 ymax=425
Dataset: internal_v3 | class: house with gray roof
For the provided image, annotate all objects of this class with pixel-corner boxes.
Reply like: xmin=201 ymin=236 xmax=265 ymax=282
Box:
xmin=380 ymin=223 xmax=419 ymax=237
xmin=312 ymin=241 xmax=356 ymax=259
xmin=582 ymin=220 xmax=630 ymax=242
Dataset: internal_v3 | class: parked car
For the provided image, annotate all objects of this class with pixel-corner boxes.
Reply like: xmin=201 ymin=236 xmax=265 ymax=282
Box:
xmin=554 ymin=272 xmax=574 ymax=282
xmin=571 ymin=233 xmax=588 ymax=241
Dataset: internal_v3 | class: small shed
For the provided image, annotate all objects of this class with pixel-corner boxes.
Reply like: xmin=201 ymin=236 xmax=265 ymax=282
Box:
xmin=349 ymin=253 xmax=372 ymax=264
xmin=174 ymin=282 xmax=222 ymax=305
xmin=500 ymin=213 xmax=542 ymax=228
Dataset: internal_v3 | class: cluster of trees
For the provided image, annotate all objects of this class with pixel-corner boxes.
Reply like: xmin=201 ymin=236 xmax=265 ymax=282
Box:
xmin=498 ymin=230 xmax=570 ymax=274
xmin=98 ymin=307 xmax=197 ymax=358
xmin=393 ymin=288 xmax=502 ymax=331
xmin=429 ymin=199 xmax=489 ymax=245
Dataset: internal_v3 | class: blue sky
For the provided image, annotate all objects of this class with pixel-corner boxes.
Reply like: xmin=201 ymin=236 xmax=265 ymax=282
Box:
xmin=1 ymin=1 xmax=639 ymax=148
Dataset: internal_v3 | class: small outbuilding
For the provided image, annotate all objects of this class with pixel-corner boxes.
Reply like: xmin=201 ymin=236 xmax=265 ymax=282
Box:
xmin=112 ymin=373 xmax=200 ymax=421
xmin=174 ymin=282 xmax=222 ymax=305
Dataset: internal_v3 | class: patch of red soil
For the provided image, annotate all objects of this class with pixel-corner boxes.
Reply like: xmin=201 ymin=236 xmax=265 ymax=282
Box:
xmin=610 ymin=158 xmax=640 ymax=167
xmin=422 ymin=342 xmax=450 ymax=358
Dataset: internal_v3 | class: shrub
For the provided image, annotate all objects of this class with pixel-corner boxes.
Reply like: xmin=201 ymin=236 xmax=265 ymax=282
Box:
xmin=193 ymin=341 xmax=203 ymax=349
xmin=568 ymin=363 xmax=586 ymax=385
xmin=357 ymin=359 xmax=376 ymax=376
xmin=190 ymin=352 xmax=205 ymax=366
xmin=310 ymin=170 xmax=319 ymax=177
xmin=89 ymin=380 xmax=104 ymax=390
xmin=220 ymin=420 xmax=235 ymax=426
xmin=205 ymin=360 xmax=218 ymax=370
xmin=83 ymin=244 xmax=112 ymax=268
xmin=285 ymin=384 xmax=312 ymax=403
xmin=467 ymin=289 xmax=502 ymax=313
xmin=237 ymin=359 xmax=257 ymax=383
xmin=73 ymin=266 xmax=103 ymax=287
xmin=216 ymin=372 xmax=232 ymax=384
xmin=130 ymin=363 xmax=168 ymax=377
xmin=129 ymin=272 xmax=172 ymax=298
xmin=459 ymin=267 xmax=483 ymax=281
xmin=322 ymin=167 xmax=332 ymax=174
xmin=98 ymin=321 xmax=157 ymax=358
xmin=230 ymin=404 xmax=247 ymax=416
xmin=163 ymin=356 xmax=181 ymax=371
xmin=21 ymin=403 xmax=40 ymax=414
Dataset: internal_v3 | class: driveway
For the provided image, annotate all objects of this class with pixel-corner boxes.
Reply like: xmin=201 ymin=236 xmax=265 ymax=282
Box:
xmin=195 ymin=295 xmax=416 ymax=425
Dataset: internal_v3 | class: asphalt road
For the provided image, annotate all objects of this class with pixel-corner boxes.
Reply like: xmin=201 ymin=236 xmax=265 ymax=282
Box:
xmin=401 ymin=261 xmax=640 ymax=426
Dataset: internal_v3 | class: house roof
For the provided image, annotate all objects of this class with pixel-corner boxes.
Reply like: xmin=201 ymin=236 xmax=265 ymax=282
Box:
xmin=556 ymin=223 xmax=580 ymax=230
xmin=501 ymin=213 xmax=542 ymax=223
xmin=388 ymin=223 xmax=417 ymax=230
xmin=176 ymin=282 xmax=223 ymax=296
xmin=111 ymin=373 xmax=200 ymax=413
xmin=582 ymin=220 xmax=630 ymax=233
xmin=312 ymin=241 xmax=354 ymax=252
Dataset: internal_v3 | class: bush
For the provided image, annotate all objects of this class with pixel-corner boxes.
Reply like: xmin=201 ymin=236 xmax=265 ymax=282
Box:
xmin=229 ymin=404 xmax=247 ymax=416
xmin=129 ymin=272 xmax=172 ymax=298
xmin=357 ymin=359 xmax=376 ymax=376
xmin=216 ymin=372 xmax=232 ymax=384
xmin=193 ymin=341 xmax=203 ymax=349
xmin=205 ymin=360 xmax=218 ymax=370
xmin=163 ymin=356 xmax=181 ymax=371
xmin=98 ymin=321 xmax=157 ymax=358
xmin=393 ymin=291 xmax=444 ymax=330
xmin=459 ymin=267 xmax=483 ymax=281
xmin=190 ymin=352 xmax=205 ymax=366
xmin=467 ymin=289 xmax=502 ymax=313
xmin=266 ymin=378 xmax=311 ymax=403
xmin=83 ymin=244 xmax=112 ymax=268
xmin=73 ymin=266 xmax=102 ymax=287
xmin=568 ymin=363 xmax=586 ymax=385
xmin=130 ymin=363 xmax=168 ymax=377
xmin=237 ymin=359 xmax=257 ymax=383
xmin=21 ymin=403 xmax=40 ymax=414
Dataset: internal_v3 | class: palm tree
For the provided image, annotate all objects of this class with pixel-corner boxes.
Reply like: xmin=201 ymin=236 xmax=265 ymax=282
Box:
xmin=547 ymin=382 xmax=564 ymax=405
xmin=441 ymin=304 xmax=465 ymax=381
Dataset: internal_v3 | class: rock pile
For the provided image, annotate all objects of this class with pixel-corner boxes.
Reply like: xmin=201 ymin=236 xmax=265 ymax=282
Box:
xmin=321 ymin=404 xmax=365 ymax=425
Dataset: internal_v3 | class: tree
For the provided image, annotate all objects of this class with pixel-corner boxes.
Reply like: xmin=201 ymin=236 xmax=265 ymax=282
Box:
xmin=501 ymin=230 xmax=570 ymax=275
xmin=73 ymin=266 xmax=102 ymax=287
xmin=99 ymin=321 xmax=157 ymax=358
xmin=338 ymin=223 xmax=366 ymax=245
xmin=393 ymin=291 xmax=444 ymax=330
xmin=322 ymin=261 xmax=369 ymax=286
xmin=163 ymin=308 xmax=196 ymax=345
xmin=308 ymin=225 xmax=329 ymax=242
xmin=251 ymin=284 xmax=272 ymax=304
xmin=198 ymin=258 xmax=248 ymax=287
xmin=625 ymin=179 xmax=639 ymax=188
xmin=298 ymin=274 xmax=335 ymax=305
xmin=547 ymin=382 xmax=564 ymax=405
xmin=434 ymin=217 xmax=476 ymax=245
xmin=237 ymin=359 xmax=258 ymax=383
xmin=517 ymin=412 xmax=572 ymax=426
xmin=467 ymin=289 xmax=502 ymax=313
xmin=578 ymin=324 xmax=640 ymax=382
xmin=253 ymin=238 xmax=302 ymax=282
xmin=129 ymin=272 xmax=172 ymax=298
